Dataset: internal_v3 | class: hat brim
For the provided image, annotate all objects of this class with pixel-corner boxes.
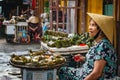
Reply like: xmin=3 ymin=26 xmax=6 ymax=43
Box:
xmin=87 ymin=13 xmax=116 ymax=48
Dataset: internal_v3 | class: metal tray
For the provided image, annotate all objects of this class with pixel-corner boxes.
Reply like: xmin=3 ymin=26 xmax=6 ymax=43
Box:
xmin=9 ymin=59 xmax=65 ymax=70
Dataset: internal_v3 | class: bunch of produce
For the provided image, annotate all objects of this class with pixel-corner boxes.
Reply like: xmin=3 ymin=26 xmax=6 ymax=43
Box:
xmin=10 ymin=50 xmax=66 ymax=68
xmin=44 ymin=30 xmax=68 ymax=37
xmin=47 ymin=38 xmax=72 ymax=48
xmin=42 ymin=30 xmax=94 ymax=48
xmin=69 ymin=33 xmax=94 ymax=47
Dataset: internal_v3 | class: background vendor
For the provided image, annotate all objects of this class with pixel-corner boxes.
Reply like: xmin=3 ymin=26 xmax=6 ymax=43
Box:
xmin=26 ymin=10 xmax=42 ymax=42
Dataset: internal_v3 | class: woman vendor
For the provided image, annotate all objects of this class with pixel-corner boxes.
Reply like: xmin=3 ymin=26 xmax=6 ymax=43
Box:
xmin=58 ymin=13 xmax=117 ymax=80
xmin=27 ymin=10 xmax=42 ymax=42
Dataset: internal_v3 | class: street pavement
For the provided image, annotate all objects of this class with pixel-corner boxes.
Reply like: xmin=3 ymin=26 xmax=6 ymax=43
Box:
xmin=0 ymin=39 xmax=41 ymax=53
xmin=0 ymin=39 xmax=41 ymax=80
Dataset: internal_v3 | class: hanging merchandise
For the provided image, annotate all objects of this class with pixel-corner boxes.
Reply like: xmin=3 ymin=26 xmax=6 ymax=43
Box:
xmin=32 ymin=0 xmax=36 ymax=10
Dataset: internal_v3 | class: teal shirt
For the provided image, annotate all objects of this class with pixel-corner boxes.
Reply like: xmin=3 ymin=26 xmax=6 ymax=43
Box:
xmin=81 ymin=38 xmax=117 ymax=80
xmin=58 ymin=38 xmax=117 ymax=80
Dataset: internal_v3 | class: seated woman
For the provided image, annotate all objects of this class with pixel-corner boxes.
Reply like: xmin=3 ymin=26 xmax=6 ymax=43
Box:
xmin=27 ymin=10 xmax=42 ymax=42
xmin=58 ymin=13 xmax=117 ymax=80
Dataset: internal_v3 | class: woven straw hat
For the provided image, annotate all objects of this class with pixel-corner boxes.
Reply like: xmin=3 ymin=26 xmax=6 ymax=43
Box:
xmin=87 ymin=13 xmax=116 ymax=48
xmin=27 ymin=16 xmax=39 ymax=23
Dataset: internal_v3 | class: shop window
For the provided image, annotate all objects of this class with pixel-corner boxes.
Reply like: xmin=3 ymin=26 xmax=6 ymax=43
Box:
xmin=103 ymin=0 xmax=113 ymax=16
xmin=49 ymin=0 xmax=81 ymax=33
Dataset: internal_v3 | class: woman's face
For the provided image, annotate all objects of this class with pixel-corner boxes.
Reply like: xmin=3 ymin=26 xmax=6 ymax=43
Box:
xmin=88 ymin=19 xmax=100 ymax=38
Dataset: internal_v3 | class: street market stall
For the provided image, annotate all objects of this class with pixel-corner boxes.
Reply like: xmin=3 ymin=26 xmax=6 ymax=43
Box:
xmin=41 ymin=41 xmax=88 ymax=67
xmin=9 ymin=50 xmax=66 ymax=80
xmin=14 ymin=22 xmax=28 ymax=43
xmin=5 ymin=22 xmax=28 ymax=43
xmin=41 ymin=30 xmax=92 ymax=67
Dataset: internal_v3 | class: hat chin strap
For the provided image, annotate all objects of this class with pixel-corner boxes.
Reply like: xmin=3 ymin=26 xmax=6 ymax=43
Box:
xmin=93 ymin=30 xmax=101 ymax=40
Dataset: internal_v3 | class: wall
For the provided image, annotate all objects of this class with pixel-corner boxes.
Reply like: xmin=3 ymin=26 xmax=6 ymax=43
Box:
xmin=86 ymin=0 xmax=103 ymax=31
xmin=114 ymin=0 xmax=120 ymax=76
xmin=78 ymin=0 xmax=103 ymax=33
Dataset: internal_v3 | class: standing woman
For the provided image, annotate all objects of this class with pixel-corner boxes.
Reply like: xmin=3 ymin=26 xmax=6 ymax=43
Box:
xmin=58 ymin=13 xmax=117 ymax=80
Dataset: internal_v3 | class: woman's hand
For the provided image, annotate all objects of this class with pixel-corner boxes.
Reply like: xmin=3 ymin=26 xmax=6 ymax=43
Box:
xmin=73 ymin=54 xmax=85 ymax=62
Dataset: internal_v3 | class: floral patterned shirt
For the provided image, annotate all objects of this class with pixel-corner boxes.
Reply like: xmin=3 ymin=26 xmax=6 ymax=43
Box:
xmin=80 ymin=38 xmax=117 ymax=80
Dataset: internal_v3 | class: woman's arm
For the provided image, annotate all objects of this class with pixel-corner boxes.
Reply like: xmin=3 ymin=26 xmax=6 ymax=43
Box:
xmin=29 ymin=25 xmax=39 ymax=31
xmin=84 ymin=59 xmax=106 ymax=80
xmin=29 ymin=26 xmax=34 ymax=31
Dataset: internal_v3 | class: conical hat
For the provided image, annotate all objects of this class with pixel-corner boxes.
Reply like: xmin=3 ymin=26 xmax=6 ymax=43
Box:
xmin=87 ymin=13 xmax=116 ymax=48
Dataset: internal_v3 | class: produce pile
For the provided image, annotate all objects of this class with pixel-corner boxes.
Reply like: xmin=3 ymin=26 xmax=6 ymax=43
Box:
xmin=42 ymin=30 xmax=94 ymax=48
xmin=10 ymin=50 xmax=66 ymax=69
